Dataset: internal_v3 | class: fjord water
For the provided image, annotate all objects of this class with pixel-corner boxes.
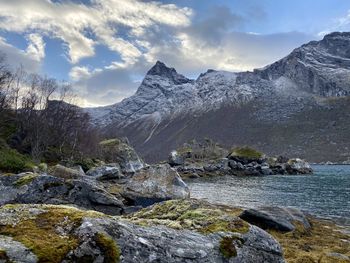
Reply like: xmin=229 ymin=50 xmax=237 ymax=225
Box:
xmin=187 ymin=165 xmax=350 ymax=226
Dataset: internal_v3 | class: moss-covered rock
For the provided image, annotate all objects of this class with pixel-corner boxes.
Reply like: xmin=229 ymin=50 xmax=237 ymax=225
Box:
xmin=99 ymin=138 xmax=144 ymax=173
xmin=229 ymin=146 xmax=263 ymax=159
xmin=95 ymin=233 xmax=121 ymax=263
xmin=127 ymin=199 xmax=248 ymax=235
xmin=13 ymin=173 xmax=39 ymax=187
xmin=0 ymin=204 xmax=107 ymax=263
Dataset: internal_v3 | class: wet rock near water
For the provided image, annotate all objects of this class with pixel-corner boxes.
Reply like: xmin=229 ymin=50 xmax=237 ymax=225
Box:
xmin=169 ymin=148 xmax=313 ymax=178
xmin=239 ymin=207 xmax=311 ymax=232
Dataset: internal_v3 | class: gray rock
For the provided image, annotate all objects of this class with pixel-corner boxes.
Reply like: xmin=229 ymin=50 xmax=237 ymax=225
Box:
xmin=99 ymin=138 xmax=145 ymax=174
xmin=0 ymin=174 xmax=125 ymax=215
xmin=0 ymin=204 xmax=285 ymax=263
xmin=0 ymin=235 xmax=38 ymax=263
xmin=286 ymin=158 xmax=313 ymax=174
xmin=240 ymin=207 xmax=311 ymax=232
xmin=168 ymin=150 xmax=185 ymax=166
xmin=49 ymin=164 xmax=85 ymax=179
xmin=86 ymin=164 xmax=123 ymax=180
xmin=123 ymin=164 xmax=190 ymax=206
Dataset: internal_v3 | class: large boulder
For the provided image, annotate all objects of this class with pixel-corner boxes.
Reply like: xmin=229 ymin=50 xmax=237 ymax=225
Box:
xmin=286 ymin=158 xmax=313 ymax=174
xmin=168 ymin=150 xmax=184 ymax=166
xmin=0 ymin=173 xmax=125 ymax=215
xmin=49 ymin=164 xmax=85 ymax=179
xmin=239 ymin=207 xmax=311 ymax=232
xmin=99 ymin=138 xmax=144 ymax=173
xmin=86 ymin=164 xmax=123 ymax=180
xmin=0 ymin=203 xmax=285 ymax=263
xmin=123 ymin=164 xmax=190 ymax=206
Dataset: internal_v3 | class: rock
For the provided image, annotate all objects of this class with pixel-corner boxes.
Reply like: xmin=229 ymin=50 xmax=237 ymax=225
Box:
xmin=168 ymin=150 xmax=184 ymax=166
xmin=260 ymin=166 xmax=273 ymax=175
xmin=126 ymin=199 xmax=285 ymax=263
xmin=99 ymin=138 xmax=144 ymax=173
xmin=49 ymin=164 xmax=85 ymax=179
xmin=123 ymin=164 xmax=190 ymax=206
xmin=86 ymin=164 xmax=123 ymax=180
xmin=239 ymin=207 xmax=311 ymax=232
xmin=286 ymin=158 xmax=313 ymax=174
xmin=0 ymin=173 xmax=125 ymax=215
xmin=277 ymin=156 xmax=289 ymax=163
xmin=0 ymin=235 xmax=37 ymax=263
xmin=0 ymin=203 xmax=285 ymax=263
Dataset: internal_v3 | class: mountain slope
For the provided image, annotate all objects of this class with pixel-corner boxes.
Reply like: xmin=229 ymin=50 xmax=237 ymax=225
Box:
xmin=88 ymin=32 xmax=350 ymax=163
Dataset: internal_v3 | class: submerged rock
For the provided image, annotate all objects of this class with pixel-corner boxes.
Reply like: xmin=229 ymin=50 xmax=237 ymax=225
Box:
xmin=239 ymin=207 xmax=311 ymax=232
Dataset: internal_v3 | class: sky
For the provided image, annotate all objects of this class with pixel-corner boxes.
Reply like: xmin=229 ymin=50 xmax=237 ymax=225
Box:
xmin=0 ymin=0 xmax=350 ymax=107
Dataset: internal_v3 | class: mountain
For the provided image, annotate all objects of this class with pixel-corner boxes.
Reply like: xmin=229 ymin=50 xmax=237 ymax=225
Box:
xmin=87 ymin=32 xmax=350 ymax=163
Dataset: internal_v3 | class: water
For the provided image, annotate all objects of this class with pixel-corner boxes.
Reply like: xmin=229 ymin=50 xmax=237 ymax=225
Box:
xmin=187 ymin=165 xmax=350 ymax=226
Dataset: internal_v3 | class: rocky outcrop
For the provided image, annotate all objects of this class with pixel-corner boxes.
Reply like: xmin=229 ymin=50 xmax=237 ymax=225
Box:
xmin=0 ymin=161 xmax=191 ymax=215
xmin=0 ymin=203 xmax=285 ymax=263
xmin=123 ymin=164 xmax=190 ymax=206
xmin=0 ymin=172 xmax=125 ymax=215
xmin=170 ymin=147 xmax=313 ymax=178
xmin=239 ymin=207 xmax=311 ymax=232
xmin=99 ymin=138 xmax=145 ymax=173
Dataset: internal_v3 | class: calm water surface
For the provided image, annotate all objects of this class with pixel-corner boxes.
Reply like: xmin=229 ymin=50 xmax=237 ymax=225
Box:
xmin=187 ymin=165 xmax=350 ymax=226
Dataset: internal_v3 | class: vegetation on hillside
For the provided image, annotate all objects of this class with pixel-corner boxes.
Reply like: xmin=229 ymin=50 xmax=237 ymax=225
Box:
xmin=0 ymin=53 xmax=101 ymax=169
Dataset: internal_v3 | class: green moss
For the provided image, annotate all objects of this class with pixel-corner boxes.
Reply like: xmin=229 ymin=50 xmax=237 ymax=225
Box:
xmin=229 ymin=146 xmax=263 ymax=159
xmin=14 ymin=174 xmax=38 ymax=187
xmin=0 ymin=148 xmax=33 ymax=173
xmin=95 ymin=233 xmax=120 ymax=263
xmin=0 ymin=206 xmax=103 ymax=263
xmin=127 ymin=200 xmax=249 ymax=235
xmin=219 ymin=236 xmax=237 ymax=258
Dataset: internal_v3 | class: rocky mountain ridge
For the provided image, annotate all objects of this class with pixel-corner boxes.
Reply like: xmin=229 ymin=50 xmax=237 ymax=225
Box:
xmin=87 ymin=32 xmax=350 ymax=163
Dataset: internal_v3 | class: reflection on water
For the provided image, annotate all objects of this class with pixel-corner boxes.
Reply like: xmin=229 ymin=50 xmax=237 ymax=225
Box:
xmin=187 ymin=165 xmax=350 ymax=226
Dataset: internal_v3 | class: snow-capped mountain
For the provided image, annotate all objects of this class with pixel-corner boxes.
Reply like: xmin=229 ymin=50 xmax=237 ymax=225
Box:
xmin=87 ymin=32 xmax=350 ymax=163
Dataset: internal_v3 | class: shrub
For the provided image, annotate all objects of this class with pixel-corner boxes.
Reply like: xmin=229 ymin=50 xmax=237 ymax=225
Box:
xmin=0 ymin=147 xmax=33 ymax=173
xmin=229 ymin=146 xmax=263 ymax=159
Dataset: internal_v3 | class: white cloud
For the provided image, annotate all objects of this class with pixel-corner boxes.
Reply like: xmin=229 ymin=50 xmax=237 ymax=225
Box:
xmin=0 ymin=36 xmax=42 ymax=72
xmin=319 ymin=10 xmax=350 ymax=36
xmin=26 ymin=33 xmax=45 ymax=61
xmin=0 ymin=0 xmax=192 ymax=65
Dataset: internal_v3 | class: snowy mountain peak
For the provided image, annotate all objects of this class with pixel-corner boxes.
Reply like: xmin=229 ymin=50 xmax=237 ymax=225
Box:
xmin=88 ymin=32 xmax=350 ymax=129
xmin=146 ymin=61 xmax=193 ymax=85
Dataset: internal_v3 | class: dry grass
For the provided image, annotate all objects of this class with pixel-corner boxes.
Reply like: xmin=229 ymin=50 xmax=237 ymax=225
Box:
xmin=269 ymin=218 xmax=350 ymax=263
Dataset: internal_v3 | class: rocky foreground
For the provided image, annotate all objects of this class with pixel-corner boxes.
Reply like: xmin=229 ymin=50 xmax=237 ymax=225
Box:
xmin=0 ymin=141 xmax=348 ymax=262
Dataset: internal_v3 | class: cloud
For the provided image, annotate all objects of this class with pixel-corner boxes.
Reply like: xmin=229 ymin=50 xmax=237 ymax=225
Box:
xmin=26 ymin=33 xmax=45 ymax=61
xmin=0 ymin=36 xmax=42 ymax=72
xmin=319 ymin=10 xmax=350 ymax=36
xmin=0 ymin=2 xmax=319 ymax=106
xmin=0 ymin=0 xmax=192 ymax=65
xmin=69 ymin=5 xmax=314 ymax=106
xmin=70 ymin=65 xmax=139 ymax=107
